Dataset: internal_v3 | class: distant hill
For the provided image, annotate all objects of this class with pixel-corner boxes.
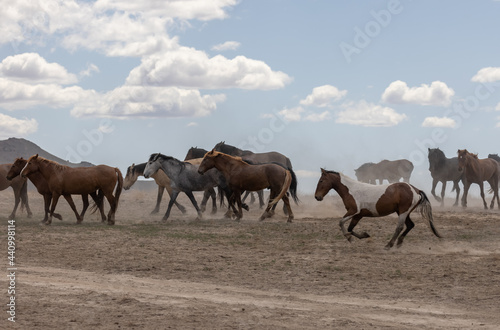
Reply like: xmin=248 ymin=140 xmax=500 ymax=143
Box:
xmin=0 ymin=137 xmax=93 ymax=167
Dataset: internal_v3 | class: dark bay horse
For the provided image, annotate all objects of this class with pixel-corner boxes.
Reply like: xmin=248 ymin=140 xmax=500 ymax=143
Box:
xmin=355 ymin=159 xmax=413 ymax=185
xmin=21 ymin=154 xmax=123 ymax=225
xmin=143 ymin=153 xmax=231 ymax=221
xmin=184 ymin=147 xmax=209 ymax=161
xmin=198 ymin=150 xmax=294 ymax=222
xmin=457 ymin=149 xmax=500 ymax=209
xmin=427 ymin=148 xmax=463 ymax=206
xmin=314 ymin=169 xmax=441 ymax=249
xmin=7 ymin=158 xmax=105 ymax=223
xmin=1 ymin=163 xmax=32 ymax=219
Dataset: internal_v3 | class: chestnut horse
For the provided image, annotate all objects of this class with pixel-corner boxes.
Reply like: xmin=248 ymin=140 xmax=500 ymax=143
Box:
xmin=7 ymin=158 xmax=105 ymax=223
xmin=314 ymin=169 xmax=441 ymax=249
xmin=457 ymin=149 xmax=500 ymax=209
xmin=1 ymin=163 xmax=32 ymax=219
xmin=198 ymin=150 xmax=294 ymax=222
xmin=21 ymin=154 xmax=123 ymax=225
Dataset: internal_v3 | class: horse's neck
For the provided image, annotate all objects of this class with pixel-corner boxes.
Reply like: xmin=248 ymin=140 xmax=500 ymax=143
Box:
xmin=161 ymin=160 xmax=182 ymax=178
xmin=216 ymin=155 xmax=245 ymax=174
xmin=134 ymin=163 xmax=147 ymax=175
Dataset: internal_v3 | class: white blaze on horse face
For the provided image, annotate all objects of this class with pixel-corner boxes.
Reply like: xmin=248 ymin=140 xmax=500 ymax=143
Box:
xmin=20 ymin=161 xmax=31 ymax=178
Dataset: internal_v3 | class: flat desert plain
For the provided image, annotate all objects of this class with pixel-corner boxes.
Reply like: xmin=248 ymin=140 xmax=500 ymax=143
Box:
xmin=1 ymin=187 xmax=500 ymax=329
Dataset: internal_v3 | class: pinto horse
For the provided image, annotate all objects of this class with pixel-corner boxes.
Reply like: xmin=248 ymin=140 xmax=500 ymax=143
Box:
xmin=314 ymin=169 xmax=441 ymax=249
xmin=457 ymin=149 xmax=500 ymax=209
xmin=1 ymin=163 xmax=32 ymax=219
xmin=21 ymin=154 xmax=123 ymax=225
xmin=198 ymin=150 xmax=294 ymax=222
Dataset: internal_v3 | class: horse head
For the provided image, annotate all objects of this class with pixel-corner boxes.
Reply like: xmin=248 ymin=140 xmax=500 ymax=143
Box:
xmin=198 ymin=149 xmax=218 ymax=174
xmin=20 ymin=154 xmax=39 ymax=178
xmin=315 ymin=168 xmax=339 ymax=201
xmin=457 ymin=149 xmax=477 ymax=171
xmin=6 ymin=158 xmax=26 ymax=181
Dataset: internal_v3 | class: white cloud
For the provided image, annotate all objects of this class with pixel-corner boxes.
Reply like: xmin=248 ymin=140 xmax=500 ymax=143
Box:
xmin=381 ymin=80 xmax=454 ymax=106
xmin=277 ymin=106 xmax=331 ymax=122
xmin=0 ymin=78 xmax=97 ymax=110
xmin=304 ymin=111 xmax=331 ymax=122
xmin=0 ymin=53 xmax=77 ymax=84
xmin=336 ymin=100 xmax=407 ymax=127
xmin=300 ymin=85 xmax=347 ymax=107
xmin=422 ymin=116 xmax=456 ymax=128
xmin=79 ymin=63 xmax=100 ymax=78
xmin=71 ymin=86 xmax=226 ymax=118
xmin=126 ymin=49 xmax=292 ymax=90
xmin=0 ymin=113 xmax=38 ymax=139
xmin=211 ymin=41 xmax=241 ymax=51
xmin=496 ymin=102 xmax=500 ymax=111
xmin=471 ymin=67 xmax=500 ymax=83
xmin=278 ymin=106 xmax=304 ymax=122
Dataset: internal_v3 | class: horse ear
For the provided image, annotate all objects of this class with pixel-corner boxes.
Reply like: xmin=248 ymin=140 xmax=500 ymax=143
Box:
xmin=131 ymin=163 xmax=135 ymax=167
xmin=34 ymin=154 xmax=39 ymax=159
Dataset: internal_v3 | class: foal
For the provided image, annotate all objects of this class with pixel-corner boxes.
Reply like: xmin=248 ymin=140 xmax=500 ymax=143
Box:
xmin=315 ymin=169 xmax=441 ymax=249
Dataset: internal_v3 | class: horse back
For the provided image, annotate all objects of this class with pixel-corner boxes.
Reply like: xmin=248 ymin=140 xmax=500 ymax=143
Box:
xmin=52 ymin=165 xmax=119 ymax=194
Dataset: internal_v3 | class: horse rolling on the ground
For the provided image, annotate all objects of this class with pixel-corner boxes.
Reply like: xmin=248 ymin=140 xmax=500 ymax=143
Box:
xmin=457 ymin=149 xmax=500 ymax=209
xmin=198 ymin=150 xmax=296 ymax=222
xmin=143 ymin=153 xmax=233 ymax=221
xmin=427 ymin=148 xmax=464 ymax=207
xmin=314 ymin=169 xmax=441 ymax=249
xmin=7 ymin=158 xmax=106 ymax=223
xmin=0 ymin=163 xmax=32 ymax=219
xmin=21 ymin=154 xmax=123 ymax=225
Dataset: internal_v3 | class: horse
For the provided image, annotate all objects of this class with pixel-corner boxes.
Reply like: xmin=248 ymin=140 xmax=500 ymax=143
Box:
xmin=1 ymin=163 xmax=32 ymax=219
xmin=314 ymin=169 xmax=441 ymax=249
xmin=143 ymin=153 xmax=233 ymax=221
xmin=21 ymin=154 xmax=123 ymax=225
xmin=427 ymin=148 xmax=464 ymax=206
xmin=488 ymin=154 xmax=500 ymax=163
xmin=184 ymin=147 xmax=209 ymax=161
xmin=355 ymin=159 xmax=414 ymax=184
xmin=457 ymin=149 xmax=500 ymax=209
xmin=213 ymin=141 xmax=298 ymax=209
xmin=124 ymin=161 xmax=218 ymax=214
xmin=7 ymin=158 xmax=105 ymax=223
xmin=198 ymin=150 xmax=295 ymax=222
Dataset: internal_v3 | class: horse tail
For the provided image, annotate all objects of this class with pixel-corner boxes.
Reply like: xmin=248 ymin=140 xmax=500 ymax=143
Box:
xmin=114 ymin=168 xmax=124 ymax=207
xmin=269 ymin=170 xmax=292 ymax=207
xmin=288 ymin=168 xmax=300 ymax=204
xmin=417 ymin=190 xmax=442 ymax=238
xmin=90 ymin=190 xmax=104 ymax=214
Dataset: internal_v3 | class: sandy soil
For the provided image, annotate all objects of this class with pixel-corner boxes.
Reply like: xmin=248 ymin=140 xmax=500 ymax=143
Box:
xmin=1 ymin=187 xmax=500 ymax=329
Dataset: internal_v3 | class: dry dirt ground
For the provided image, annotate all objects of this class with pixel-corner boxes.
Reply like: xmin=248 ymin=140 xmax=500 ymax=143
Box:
xmin=1 ymin=187 xmax=500 ymax=329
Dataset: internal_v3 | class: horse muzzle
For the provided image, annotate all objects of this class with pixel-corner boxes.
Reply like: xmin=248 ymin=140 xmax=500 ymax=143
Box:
xmin=315 ymin=195 xmax=323 ymax=201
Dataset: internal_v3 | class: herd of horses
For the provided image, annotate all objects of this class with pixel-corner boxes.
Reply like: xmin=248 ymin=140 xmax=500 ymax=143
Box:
xmin=1 ymin=143 xmax=499 ymax=248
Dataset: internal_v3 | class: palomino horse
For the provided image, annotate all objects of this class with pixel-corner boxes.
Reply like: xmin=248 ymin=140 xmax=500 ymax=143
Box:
xmin=7 ymin=158 xmax=105 ymax=223
xmin=355 ymin=159 xmax=414 ymax=185
xmin=428 ymin=148 xmax=464 ymax=207
xmin=21 ymin=154 xmax=123 ymax=225
xmin=143 ymin=153 xmax=232 ymax=221
xmin=457 ymin=149 xmax=500 ymax=209
xmin=198 ymin=150 xmax=295 ymax=222
xmin=124 ymin=161 xmax=218 ymax=214
xmin=314 ymin=169 xmax=441 ymax=249
xmin=1 ymin=163 xmax=32 ymax=219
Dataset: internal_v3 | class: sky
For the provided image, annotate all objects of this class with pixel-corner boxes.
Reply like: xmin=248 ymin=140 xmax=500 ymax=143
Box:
xmin=1 ymin=0 xmax=500 ymax=194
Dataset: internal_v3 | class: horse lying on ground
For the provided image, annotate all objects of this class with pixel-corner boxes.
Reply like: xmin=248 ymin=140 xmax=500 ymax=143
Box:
xmin=198 ymin=150 xmax=295 ymax=222
xmin=21 ymin=154 xmax=122 ymax=225
xmin=314 ymin=169 xmax=441 ymax=249
xmin=1 ymin=163 xmax=32 ymax=219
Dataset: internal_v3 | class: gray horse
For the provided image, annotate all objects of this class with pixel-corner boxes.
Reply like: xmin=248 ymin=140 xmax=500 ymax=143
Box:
xmin=428 ymin=148 xmax=464 ymax=206
xmin=143 ymin=153 xmax=233 ymax=221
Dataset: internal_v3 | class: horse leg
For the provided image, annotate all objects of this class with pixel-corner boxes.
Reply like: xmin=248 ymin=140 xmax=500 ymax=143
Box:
xmin=102 ymin=190 xmax=117 ymax=225
xmin=46 ymin=193 xmax=62 ymax=225
xmin=20 ymin=181 xmax=33 ymax=218
xmin=478 ymin=182 xmax=488 ymax=210
xmin=62 ymin=194 xmax=83 ymax=224
xmin=234 ymin=193 xmax=244 ymax=221
xmin=162 ymin=190 xmax=179 ymax=221
xmin=260 ymin=190 xmax=278 ymax=221
xmin=8 ymin=186 xmax=21 ymax=219
xmin=488 ymin=178 xmax=499 ymax=209
xmin=185 ymin=191 xmax=203 ymax=220
xmin=396 ymin=216 xmax=415 ymax=247
xmin=461 ymin=182 xmax=470 ymax=208
xmin=386 ymin=213 xmax=408 ymax=249
xmin=209 ymin=188 xmax=217 ymax=214
xmin=339 ymin=214 xmax=356 ymax=242
xmin=347 ymin=214 xmax=370 ymax=240
xmin=453 ymin=180 xmax=461 ymax=207
xmin=282 ymin=194 xmax=294 ymax=223
xmin=258 ymin=190 xmax=265 ymax=209
xmin=439 ymin=181 xmax=447 ymax=207
xmin=151 ymin=186 xmax=164 ymax=214
xmin=79 ymin=194 xmax=90 ymax=221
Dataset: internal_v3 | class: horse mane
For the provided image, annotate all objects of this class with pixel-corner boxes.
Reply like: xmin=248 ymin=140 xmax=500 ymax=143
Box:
xmin=322 ymin=169 xmax=340 ymax=175
xmin=128 ymin=162 xmax=146 ymax=175
xmin=213 ymin=151 xmax=249 ymax=165
xmin=149 ymin=153 xmax=186 ymax=168
xmin=35 ymin=156 xmax=68 ymax=171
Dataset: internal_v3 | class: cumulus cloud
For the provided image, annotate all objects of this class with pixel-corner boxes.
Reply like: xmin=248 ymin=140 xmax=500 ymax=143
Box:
xmin=381 ymin=80 xmax=454 ymax=107
xmin=126 ymin=49 xmax=292 ymax=90
xmin=277 ymin=106 xmax=331 ymax=122
xmin=79 ymin=63 xmax=100 ymax=78
xmin=0 ymin=53 xmax=77 ymax=84
xmin=211 ymin=41 xmax=241 ymax=51
xmin=422 ymin=116 xmax=456 ymax=128
xmin=336 ymin=100 xmax=407 ymax=127
xmin=300 ymin=85 xmax=347 ymax=107
xmin=471 ymin=67 xmax=500 ymax=83
xmin=0 ymin=113 xmax=38 ymax=139
xmin=278 ymin=107 xmax=304 ymax=122
xmin=71 ymin=86 xmax=226 ymax=118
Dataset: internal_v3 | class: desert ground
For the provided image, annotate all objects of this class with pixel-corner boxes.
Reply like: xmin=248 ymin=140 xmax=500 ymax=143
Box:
xmin=1 ymin=185 xmax=500 ymax=329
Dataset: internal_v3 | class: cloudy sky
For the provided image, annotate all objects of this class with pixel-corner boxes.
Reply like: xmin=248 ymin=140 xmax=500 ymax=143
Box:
xmin=1 ymin=0 xmax=500 ymax=193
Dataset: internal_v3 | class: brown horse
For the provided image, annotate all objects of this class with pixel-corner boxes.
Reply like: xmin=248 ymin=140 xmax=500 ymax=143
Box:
xmin=7 ymin=158 xmax=106 ymax=223
xmin=198 ymin=150 xmax=294 ymax=222
xmin=1 ymin=163 xmax=32 ymax=219
xmin=21 ymin=154 xmax=123 ymax=225
xmin=314 ymin=169 xmax=441 ymax=249
xmin=457 ymin=149 xmax=500 ymax=209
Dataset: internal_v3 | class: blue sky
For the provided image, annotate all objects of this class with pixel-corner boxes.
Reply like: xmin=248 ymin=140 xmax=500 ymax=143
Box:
xmin=1 ymin=0 xmax=500 ymax=193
